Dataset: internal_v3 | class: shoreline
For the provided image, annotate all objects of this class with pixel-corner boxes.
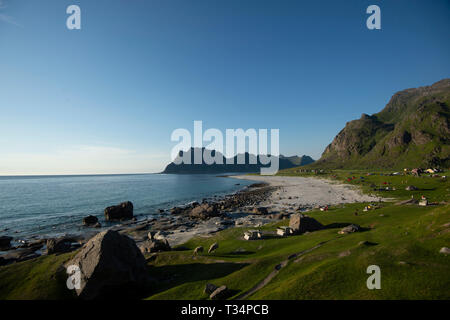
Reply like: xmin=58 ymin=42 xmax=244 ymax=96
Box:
xmin=0 ymin=174 xmax=382 ymax=265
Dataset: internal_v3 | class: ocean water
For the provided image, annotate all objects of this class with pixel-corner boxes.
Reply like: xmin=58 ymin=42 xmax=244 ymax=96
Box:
xmin=0 ymin=174 xmax=253 ymax=241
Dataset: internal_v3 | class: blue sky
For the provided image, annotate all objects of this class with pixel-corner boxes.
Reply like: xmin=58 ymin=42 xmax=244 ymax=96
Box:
xmin=0 ymin=0 xmax=449 ymax=174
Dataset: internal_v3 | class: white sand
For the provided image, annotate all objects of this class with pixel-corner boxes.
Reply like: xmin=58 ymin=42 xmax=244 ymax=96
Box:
xmin=232 ymin=175 xmax=382 ymax=212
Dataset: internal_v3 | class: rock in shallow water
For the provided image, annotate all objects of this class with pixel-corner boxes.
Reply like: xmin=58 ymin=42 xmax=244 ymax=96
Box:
xmin=104 ymin=201 xmax=134 ymax=221
xmin=82 ymin=215 xmax=99 ymax=226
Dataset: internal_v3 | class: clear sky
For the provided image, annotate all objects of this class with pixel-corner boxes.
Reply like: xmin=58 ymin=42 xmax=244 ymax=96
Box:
xmin=0 ymin=0 xmax=449 ymax=175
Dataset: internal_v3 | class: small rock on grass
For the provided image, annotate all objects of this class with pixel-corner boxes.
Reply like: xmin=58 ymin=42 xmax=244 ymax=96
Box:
xmin=439 ymin=247 xmax=450 ymax=255
xmin=208 ymin=242 xmax=218 ymax=253
xmin=338 ymin=224 xmax=361 ymax=234
xmin=193 ymin=246 xmax=204 ymax=255
xmin=210 ymin=285 xmax=229 ymax=300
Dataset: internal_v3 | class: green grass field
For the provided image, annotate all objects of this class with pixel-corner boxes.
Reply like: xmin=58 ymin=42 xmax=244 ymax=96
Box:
xmin=0 ymin=169 xmax=449 ymax=300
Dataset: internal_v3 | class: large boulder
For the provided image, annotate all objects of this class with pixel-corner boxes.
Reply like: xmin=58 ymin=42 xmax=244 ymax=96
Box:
xmin=0 ymin=236 xmax=13 ymax=250
xmin=66 ymin=230 xmax=149 ymax=300
xmin=104 ymin=201 xmax=134 ymax=221
xmin=289 ymin=213 xmax=323 ymax=235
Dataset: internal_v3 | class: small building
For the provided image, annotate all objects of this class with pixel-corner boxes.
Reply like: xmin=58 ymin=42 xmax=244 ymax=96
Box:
xmin=277 ymin=226 xmax=293 ymax=237
xmin=244 ymin=230 xmax=262 ymax=240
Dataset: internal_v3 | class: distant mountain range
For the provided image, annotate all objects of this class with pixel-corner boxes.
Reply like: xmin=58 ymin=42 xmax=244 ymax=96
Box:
xmin=162 ymin=148 xmax=314 ymax=174
xmin=314 ymin=79 xmax=450 ymax=169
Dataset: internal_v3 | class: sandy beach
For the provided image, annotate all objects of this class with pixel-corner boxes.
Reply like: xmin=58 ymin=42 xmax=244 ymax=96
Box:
xmin=231 ymin=175 xmax=382 ymax=212
xmin=130 ymin=174 xmax=382 ymax=247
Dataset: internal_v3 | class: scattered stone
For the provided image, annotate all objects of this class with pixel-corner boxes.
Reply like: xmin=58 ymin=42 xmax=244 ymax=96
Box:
xmin=338 ymin=224 xmax=361 ymax=234
xmin=140 ymin=239 xmax=171 ymax=254
xmin=104 ymin=201 xmax=134 ymax=221
xmin=190 ymin=203 xmax=221 ymax=220
xmin=0 ymin=236 xmax=13 ymax=250
xmin=405 ymin=185 xmax=418 ymax=191
xmin=338 ymin=250 xmax=351 ymax=257
xmin=170 ymin=207 xmax=184 ymax=215
xmin=208 ymin=242 xmax=218 ymax=254
xmin=82 ymin=215 xmax=99 ymax=226
xmin=210 ymin=285 xmax=229 ymax=300
xmin=17 ymin=239 xmax=46 ymax=250
xmin=244 ymin=230 xmax=262 ymax=240
xmin=276 ymin=226 xmax=292 ymax=237
xmin=439 ymin=247 xmax=450 ymax=255
xmin=154 ymin=231 xmax=168 ymax=240
xmin=252 ymin=207 xmax=268 ymax=215
xmin=46 ymin=237 xmax=72 ymax=254
xmin=193 ymin=246 xmax=204 ymax=255
xmin=66 ymin=230 xmax=149 ymax=299
xmin=289 ymin=213 xmax=323 ymax=235
xmin=204 ymin=283 xmax=218 ymax=295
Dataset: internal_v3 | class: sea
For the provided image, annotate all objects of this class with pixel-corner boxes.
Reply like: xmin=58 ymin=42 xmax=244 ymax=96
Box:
xmin=0 ymin=173 xmax=254 ymax=242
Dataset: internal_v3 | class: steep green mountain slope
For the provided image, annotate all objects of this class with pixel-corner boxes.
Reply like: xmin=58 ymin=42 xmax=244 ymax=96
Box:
xmin=316 ymin=79 xmax=450 ymax=169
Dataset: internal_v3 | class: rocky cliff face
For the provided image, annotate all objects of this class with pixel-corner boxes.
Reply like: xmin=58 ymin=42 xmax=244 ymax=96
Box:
xmin=318 ymin=79 xmax=450 ymax=169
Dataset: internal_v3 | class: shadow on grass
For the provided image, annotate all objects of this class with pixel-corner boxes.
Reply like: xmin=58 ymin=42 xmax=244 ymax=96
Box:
xmin=324 ymin=222 xmax=354 ymax=229
xmin=145 ymin=262 xmax=249 ymax=297
xmin=228 ymin=250 xmax=256 ymax=256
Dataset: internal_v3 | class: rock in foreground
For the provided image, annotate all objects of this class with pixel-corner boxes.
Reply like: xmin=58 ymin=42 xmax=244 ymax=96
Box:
xmin=67 ymin=230 xmax=149 ymax=299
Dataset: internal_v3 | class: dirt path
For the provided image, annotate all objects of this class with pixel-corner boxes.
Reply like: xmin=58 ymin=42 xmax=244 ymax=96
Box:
xmin=235 ymin=241 xmax=328 ymax=300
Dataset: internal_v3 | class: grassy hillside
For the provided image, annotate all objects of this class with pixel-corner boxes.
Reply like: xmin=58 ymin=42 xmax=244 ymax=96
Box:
xmin=1 ymin=170 xmax=448 ymax=300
